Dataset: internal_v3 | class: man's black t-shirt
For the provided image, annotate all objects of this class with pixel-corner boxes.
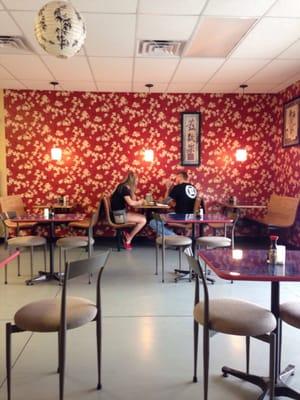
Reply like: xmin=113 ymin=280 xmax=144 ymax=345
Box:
xmin=111 ymin=184 xmax=131 ymax=211
xmin=169 ymin=183 xmax=197 ymax=213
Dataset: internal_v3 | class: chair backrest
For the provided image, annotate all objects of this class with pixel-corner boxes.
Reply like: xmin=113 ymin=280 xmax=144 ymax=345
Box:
xmin=90 ymin=196 xmax=103 ymax=228
xmin=264 ymin=193 xmax=299 ymax=227
xmin=60 ymin=251 xmax=110 ymax=335
xmin=103 ymin=196 xmax=116 ymax=226
xmin=0 ymin=195 xmax=25 ymax=216
xmin=186 ymin=254 xmax=209 ymax=321
xmin=0 ymin=212 xmax=17 ymax=241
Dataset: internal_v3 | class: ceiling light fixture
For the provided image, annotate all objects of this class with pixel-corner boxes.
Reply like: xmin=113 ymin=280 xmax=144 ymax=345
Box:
xmin=235 ymin=84 xmax=248 ymax=162
xmin=50 ymin=80 xmax=59 ymax=89
xmin=145 ymin=83 xmax=154 ymax=93
xmin=35 ymin=1 xmax=86 ymax=58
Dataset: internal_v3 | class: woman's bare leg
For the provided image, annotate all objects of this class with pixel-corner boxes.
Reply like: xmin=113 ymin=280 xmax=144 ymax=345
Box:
xmin=125 ymin=212 xmax=147 ymax=243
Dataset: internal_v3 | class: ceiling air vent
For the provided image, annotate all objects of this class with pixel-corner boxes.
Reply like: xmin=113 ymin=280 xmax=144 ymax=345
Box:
xmin=0 ymin=36 xmax=32 ymax=53
xmin=138 ymin=40 xmax=185 ymax=57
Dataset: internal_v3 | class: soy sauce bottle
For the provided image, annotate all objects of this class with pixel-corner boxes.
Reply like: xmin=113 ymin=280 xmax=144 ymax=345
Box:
xmin=268 ymin=235 xmax=279 ymax=264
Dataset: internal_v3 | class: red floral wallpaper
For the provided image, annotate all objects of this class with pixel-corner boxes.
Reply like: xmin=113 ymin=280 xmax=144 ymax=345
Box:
xmin=3 ymin=85 xmax=299 ymax=244
xmin=274 ymin=81 xmax=300 ymax=247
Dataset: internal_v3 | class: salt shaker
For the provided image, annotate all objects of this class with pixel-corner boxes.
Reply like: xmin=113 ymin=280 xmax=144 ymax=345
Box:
xmin=44 ymin=208 xmax=49 ymax=219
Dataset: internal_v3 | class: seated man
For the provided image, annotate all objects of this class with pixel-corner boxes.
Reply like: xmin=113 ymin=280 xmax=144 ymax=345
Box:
xmin=149 ymin=170 xmax=198 ymax=236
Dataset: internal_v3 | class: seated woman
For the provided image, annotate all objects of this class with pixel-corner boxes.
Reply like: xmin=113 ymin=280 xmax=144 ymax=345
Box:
xmin=111 ymin=171 xmax=146 ymax=250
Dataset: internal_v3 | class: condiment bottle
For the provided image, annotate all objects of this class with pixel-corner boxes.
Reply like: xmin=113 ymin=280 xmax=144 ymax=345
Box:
xmin=268 ymin=235 xmax=279 ymax=264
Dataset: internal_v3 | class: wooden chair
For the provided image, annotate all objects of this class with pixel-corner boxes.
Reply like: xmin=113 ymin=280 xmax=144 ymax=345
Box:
xmin=153 ymin=213 xmax=192 ymax=283
xmin=186 ymin=254 xmax=277 ymax=400
xmin=6 ymin=251 xmax=110 ymax=400
xmin=255 ymin=193 xmax=299 ymax=230
xmin=0 ymin=195 xmax=37 ymax=236
xmin=103 ymin=195 xmax=135 ymax=251
xmin=0 ymin=212 xmax=47 ymax=284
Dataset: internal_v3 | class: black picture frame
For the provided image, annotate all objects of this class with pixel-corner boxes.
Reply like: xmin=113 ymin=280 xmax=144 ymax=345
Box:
xmin=181 ymin=112 xmax=201 ymax=166
xmin=283 ymin=97 xmax=300 ymax=148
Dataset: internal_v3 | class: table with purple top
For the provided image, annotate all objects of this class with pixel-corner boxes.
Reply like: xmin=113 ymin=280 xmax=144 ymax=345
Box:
xmin=13 ymin=214 xmax=85 ymax=284
xmin=199 ymin=248 xmax=300 ymax=399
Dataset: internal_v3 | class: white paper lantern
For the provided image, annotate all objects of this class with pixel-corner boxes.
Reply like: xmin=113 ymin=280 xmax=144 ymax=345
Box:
xmin=34 ymin=1 xmax=86 ymax=58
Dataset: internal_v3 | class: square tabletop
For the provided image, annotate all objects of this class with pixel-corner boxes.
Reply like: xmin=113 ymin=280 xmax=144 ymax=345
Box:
xmin=198 ymin=248 xmax=300 ymax=282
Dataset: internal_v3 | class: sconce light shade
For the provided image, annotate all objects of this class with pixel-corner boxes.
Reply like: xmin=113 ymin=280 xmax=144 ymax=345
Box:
xmin=144 ymin=149 xmax=154 ymax=162
xmin=51 ymin=147 xmax=62 ymax=160
xmin=34 ymin=1 xmax=86 ymax=58
xmin=235 ymin=148 xmax=247 ymax=162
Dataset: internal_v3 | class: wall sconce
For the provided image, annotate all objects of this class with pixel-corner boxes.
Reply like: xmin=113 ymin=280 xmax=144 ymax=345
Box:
xmin=144 ymin=149 xmax=154 ymax=162
xmin=51 ymin=147 xmax=62 ymax=161
xmin=235 ymin=148 xmax=247 ymax=162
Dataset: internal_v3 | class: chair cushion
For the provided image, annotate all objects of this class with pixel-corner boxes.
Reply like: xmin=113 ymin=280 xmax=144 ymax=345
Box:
xmin=56 ymin=236 xmax=95 ymax=249
xmin=156 ymin=235 xmax=192 ymax=246
xmin=194 ymin=298 xmax=276 ymax=336
xmin=14 ymin=297 xmax=97 ymax=332
xmin=280 ymin=301 xmax=300 ymax=329
xmin=7 ymin=236 xmax=46 ymax=247
xmin=196 ymin=236 xmax=231 ymax=248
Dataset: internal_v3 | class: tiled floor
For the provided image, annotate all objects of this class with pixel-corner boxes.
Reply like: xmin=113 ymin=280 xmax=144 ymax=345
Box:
xmin=1 ymin=240 xmax=300 ymax=400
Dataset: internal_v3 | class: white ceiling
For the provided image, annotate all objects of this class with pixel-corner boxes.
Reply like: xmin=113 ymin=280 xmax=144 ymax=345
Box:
xmin=0 ymin=0 xmax=299 ymax=93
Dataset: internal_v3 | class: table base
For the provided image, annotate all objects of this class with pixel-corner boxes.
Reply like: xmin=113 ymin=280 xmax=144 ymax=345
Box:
xmin=26 ymin=270 xmax=61 ymax=285
xmin=174 ymin=268 xmax=215 ymax=284
xmin=222 ymin=364 xmax=299 ymax=399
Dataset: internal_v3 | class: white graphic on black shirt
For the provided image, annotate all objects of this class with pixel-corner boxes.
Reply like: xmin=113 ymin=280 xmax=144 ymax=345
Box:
xmin=185 ymin=185 xmax=197 ymax=199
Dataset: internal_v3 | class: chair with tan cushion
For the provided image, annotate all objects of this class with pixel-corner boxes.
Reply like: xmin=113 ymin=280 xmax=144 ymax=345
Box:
xmin=186 ymin=254 xmax=276 ymax=400
xmin=0 ymin=195 xmax=37 ymax=236
xmin=6 ymin=251 xmax=110 ymax=400
xmin=153 ymin=213 xmax=192 ymax=283
xmin=0 ymin=212 xmax=47 ymax=285
xmin=103 ymin=195 xmax=135 ymax=251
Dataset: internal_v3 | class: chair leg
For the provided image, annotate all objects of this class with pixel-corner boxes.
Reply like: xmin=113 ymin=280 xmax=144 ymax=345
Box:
xmin=59 ymin=328 xmax=66 ymax=400
xmin=203 ymin=327 xmax=210 ymax=400
xmin=5 ymin=264 xmax=8 ymax=284
xmin=116 ymin=230 xmax=122 ymax=252
xmin=246 ymin=336 xmax=250 ymax=374
xmin=43 ymin=244 xmax=47 ymax=272
xmin=88 ymin=244 xmax=93 ymax=284
xmin=59 ymin=247 xmax=62 ymax=286
xmin=30 ymin=247 xmax=34 ymax=281
xmin=178 ymin=247 xmax=182 ymax=271
xmin=57 ymin=331 xmax=60 ymax=373
xmin=6 ymin=323 xmax=12 ymax=400
xmin=161 ymin=243 xmax=165 ymax=283
xmin=193 ymin=320 xmax=199 ymax=382
xmin=17 ymin=254 xmax=21 ymax=276
xmin=155 ymin=242 xmax=159 ymax=275
xmin=96 ymin=314 xmax=102 ymax=390
xmin=269 ymin=332 xmax=275 ymax=400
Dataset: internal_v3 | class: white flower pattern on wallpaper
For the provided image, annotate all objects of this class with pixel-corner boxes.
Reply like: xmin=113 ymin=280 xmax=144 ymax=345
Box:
xmin=4 ymin=82 xmax=300 ymax=243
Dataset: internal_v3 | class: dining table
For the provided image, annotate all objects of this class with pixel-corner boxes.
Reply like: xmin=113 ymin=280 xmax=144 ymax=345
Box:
xmin=12 ymin=213 xmax=85 ymax=284
xmin=198 ymin=247 xmax=300 ymax=399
